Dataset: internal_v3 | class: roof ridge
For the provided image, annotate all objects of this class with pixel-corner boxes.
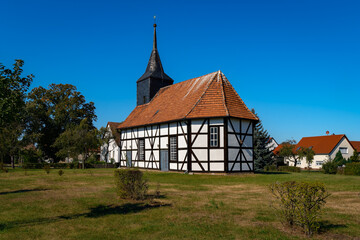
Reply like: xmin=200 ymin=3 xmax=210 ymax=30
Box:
xmin=221 ymin=73 xmax=258 ymax=121
xmin=218 ymin=71 xmax=229 ymax=116
xmin=184 ymin=72 xmax=219 ymax=118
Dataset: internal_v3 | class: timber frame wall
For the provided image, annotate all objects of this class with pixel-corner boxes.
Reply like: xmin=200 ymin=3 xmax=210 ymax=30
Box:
xmin=119 ymin=117 xmax=254 ymax=172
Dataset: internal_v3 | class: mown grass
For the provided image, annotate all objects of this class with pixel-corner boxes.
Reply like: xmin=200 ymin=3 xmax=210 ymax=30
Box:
xmin=0 ymin=169 xmax=359 ymax=239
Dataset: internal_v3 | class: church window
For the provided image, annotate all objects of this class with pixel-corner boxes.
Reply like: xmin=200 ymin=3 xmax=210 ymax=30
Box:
xmin=210 ymin=126 xmax=219 ymax=148
xmin=138 ymin=139 xmax=145 ymax=160
xmin=170 ymin=136 xmax=177 ymax=161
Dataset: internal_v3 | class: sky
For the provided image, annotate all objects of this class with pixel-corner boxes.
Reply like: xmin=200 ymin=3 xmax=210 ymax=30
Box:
xmin=1 ymin=0 xmax=360 ymax=143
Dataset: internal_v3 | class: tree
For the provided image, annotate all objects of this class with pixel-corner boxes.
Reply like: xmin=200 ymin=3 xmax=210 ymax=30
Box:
xmin=279 ymin=140 xmax=315 ymax=168
xmin=53 ymin=119 xmax=99 ymax=169
xmin=349 ymin=150 xmax=359 ymax=163
xmin=26 ymin=84 xmax=96 ymax=161
xmin=333 ymin=150 xmax=346 ymax=166
xmin=99 ymin=126 xmax=115 ymax=167
xmin=252 ymin=109 xmax=273 ymax=171
xmin=299 ymin=147 xmax=315 ymax=169
xmin=0 ymin=60 xmax=33 ymax=167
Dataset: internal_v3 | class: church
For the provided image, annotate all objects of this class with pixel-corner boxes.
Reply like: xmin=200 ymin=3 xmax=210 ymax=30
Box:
xmin=106 ymin=23 xmax=258 ymax=172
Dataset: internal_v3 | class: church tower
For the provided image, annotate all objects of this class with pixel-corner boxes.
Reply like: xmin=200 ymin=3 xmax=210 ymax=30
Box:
xmin=137 ymin=23 xmax=174 ymax=106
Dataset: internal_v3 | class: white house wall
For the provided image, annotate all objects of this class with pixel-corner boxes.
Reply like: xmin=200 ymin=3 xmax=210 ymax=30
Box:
xmin=119 ymin=117 xmax=255 ymax=172
xmin=100 ymin=126 xmax=120 ymax=163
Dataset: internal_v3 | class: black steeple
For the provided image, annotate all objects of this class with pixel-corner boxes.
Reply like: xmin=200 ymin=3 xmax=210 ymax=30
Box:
xmin=137 ymin=21 xmax=173 ymax=106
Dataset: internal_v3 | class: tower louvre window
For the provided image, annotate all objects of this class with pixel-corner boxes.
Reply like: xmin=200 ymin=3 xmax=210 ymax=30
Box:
xmin=138 ymin=139 xmax=145 ymax=160
xmin=170 ymin=136 xmax=177 ymax=161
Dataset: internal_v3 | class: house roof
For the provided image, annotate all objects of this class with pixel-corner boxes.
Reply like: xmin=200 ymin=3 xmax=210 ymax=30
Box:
xmin=107 ymin=122 xmax=121 ymax=146
xmin=350 ymin=141 xmax=360 ymax=152
xmin=296 ymin=134 xmax=347 ymax=154
xmin=118 ymin=71 xmax=258 ymax=130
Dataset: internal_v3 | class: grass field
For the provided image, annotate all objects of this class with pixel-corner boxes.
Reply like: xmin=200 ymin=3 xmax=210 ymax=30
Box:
xmin=0 ymin=169 xmax=359 ymax=240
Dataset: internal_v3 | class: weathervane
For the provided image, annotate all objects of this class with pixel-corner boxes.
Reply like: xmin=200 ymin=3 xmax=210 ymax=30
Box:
xmin=153 ymin=15 xmax=156 ymax=28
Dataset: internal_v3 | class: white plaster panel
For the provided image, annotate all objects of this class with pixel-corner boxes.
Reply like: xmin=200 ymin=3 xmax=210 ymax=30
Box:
xmin=178 ymin=135 xmax=187 ymax=148
xmin=192 ymin=162 xmax=208 ymax=171
xmin=138 ymin=127 xmax=144 ymax=137
xmin=153 ymin=161 xmax=160 ymax=169
xmin=154 ymin=137 xmax=159 ymax=149
xmin=220 ymin=127 xmax=224 ymax=147
xmin=242 ymin=163 xmax=250 ymax=171
xmin=243 ymin=149 xmax=253 ymax=161
xmin=228 ymin=149 xmax=240 ymax=161
xmin=192 ymin=134 xmax=207 ymax=148
xmin=242 ymin=135 xmax=253 ymax=148
xmin=138 ymin=162 xmax=144 ymax=168
xmin=160 ymin=137 xmax=168 ymax=149
xmin=192 ymin=119 xmax=207 ymax=133
xmin=230 ymin=163 xmax=240 ymax=171
xmin=126 ymin=129 xmax=131 ymax=139
xmin=153 ymin=150 xmax=159 ymax=160
xmin=210 ymin=163 xmax=224 ymax=171
xmin=193 ymin=149 xmax=207 ymax=160
xmin=151 ymin=126 xmax=158 ymax=137
xmin=145 ymin=151 xmax=150 ymax=160
xmin=178 ymin=150 xmax=187 ymax=162
xmin=210 ymin=149 xmax=224 ymax=161
xmin=228 ymin=134 xmax=240 ymax=147
xmin=170 ymin=163 xmax=177 ymax=170
xmin=132 ymin=151 xmax=137 ymax=160
xmin=241 ymin=120 xmax=252 ymax=134
xmin=131 ymin=140 xmax=137 ymax=149
xmin=210 ymin=118 xmax=223 ymax=125
xmin=229 ymin=118 xmax=240 ymax=133
xmin=126 ymin=140 xmax=131 ymax=149
xmin=179 ymin=121 xmax=187 ymax=134
xmin=169 ymin=122 xmax=177 ymax=134
xmin=160 ymin=124 xmax=168 ymax=136
xmin=121 ymin=131 xmax=126 ymax=139
xmin=178 ymin=163 xmax=187 ymax=171
xmin=145 ymin=138 xmax=151 ymax=149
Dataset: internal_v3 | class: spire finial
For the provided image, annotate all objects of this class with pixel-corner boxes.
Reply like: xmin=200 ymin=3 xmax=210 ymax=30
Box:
xmin=153 ymin=16 xmax=157 ymax=50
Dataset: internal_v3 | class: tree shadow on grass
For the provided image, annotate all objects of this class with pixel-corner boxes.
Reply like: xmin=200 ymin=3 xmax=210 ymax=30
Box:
xmin=318 ymin=221 xmax=348 ymax=234
xmin=255 ymin=172 xmax=289 ymax=175
xmin=0 ymin=202 xmax=171 ymax=231
xmin=0 ymin=188 xmax=49 ymax=195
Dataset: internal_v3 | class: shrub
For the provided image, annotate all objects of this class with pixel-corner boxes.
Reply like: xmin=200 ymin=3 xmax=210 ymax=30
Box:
xmin=43 ymin=164 xmax=50 ymax=174
xmin=270 ymin=181 xmax=330 ymax=236
xmin=264 ymin=165 xmax=277 ymax=172
xmin=58 ymin=169 xmax=64 ymax=176
xmin=322 ymin=160 xmax=338 ymax=174
xmin=114 ymin=168 xmax=148 ymax=200
xmin=278 ymin=166 xmax=301 ymax=172
xmin=344 ymin=162 xmax=360 ymax=176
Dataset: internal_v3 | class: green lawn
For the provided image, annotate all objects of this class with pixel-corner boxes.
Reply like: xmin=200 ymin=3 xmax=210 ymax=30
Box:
xmin=0 ymin=169 xmax=359 ymax=239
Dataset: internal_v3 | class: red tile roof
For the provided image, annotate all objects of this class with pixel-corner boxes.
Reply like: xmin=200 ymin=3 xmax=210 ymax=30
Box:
xmin=296 ymin=134 xmax=346 ymax=154
xmin=118 ymin=71 xmax=258 ymax=129
xmin=350 ymin=141 xmax=360 ymax=152
xmin=107 ymin=122 xmax=121 ymax=146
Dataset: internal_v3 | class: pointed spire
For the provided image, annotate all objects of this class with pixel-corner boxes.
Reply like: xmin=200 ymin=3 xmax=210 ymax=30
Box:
xmin=137 ymin=19 xmax=173 ymax=83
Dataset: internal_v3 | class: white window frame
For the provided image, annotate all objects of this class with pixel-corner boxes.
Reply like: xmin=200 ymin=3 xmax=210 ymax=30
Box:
xmin=339 ymin=147 xmax=348 ymax=154
xmin=170 ymin=136 xmax=177 ymax=162
xmin=210 ymin=126 xmax=219 ymax=148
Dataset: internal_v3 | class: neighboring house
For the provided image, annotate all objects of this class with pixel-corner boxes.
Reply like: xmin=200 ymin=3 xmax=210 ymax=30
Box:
xmin=100 ymin=122 xmax=121 ymax=163
xmin=266 ymin=137 xmax=278 ymax=151
xmin=116 ymin=24 xmax=258 ymax=173
xmin=350 ymin=141 xmax=360 ymax=153
xmin=274 ymin=134 xmax=355 ymax=169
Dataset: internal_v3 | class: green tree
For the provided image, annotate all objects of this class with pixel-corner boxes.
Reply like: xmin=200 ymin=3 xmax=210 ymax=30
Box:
xmin=349 ymin=150 xmax=359 ymax=163
xmin=298 ymin=147 xmax=315 ymax=169
xmin=26 ymin=84 xmax=96 ymax=161
xmin=333 ymin=150 xmax=346 ymax=166
xmin=252 ymin=109 xmax=273 ymax=171
xmin=53 ymin=119 xmax=99 ymax=169
xmin=0 ymin=60 xmax=33 ymax=167
xmin=278 ymin=140 xmax=301 ymax=167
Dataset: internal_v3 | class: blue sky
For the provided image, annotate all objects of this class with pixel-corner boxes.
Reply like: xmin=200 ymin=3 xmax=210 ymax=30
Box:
xmin=1 ymin=0 xmax=359 ymax=143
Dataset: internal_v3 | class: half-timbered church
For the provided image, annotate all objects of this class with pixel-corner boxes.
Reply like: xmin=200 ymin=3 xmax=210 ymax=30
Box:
xmin=107 ymin=23 xmax=258 ymax=172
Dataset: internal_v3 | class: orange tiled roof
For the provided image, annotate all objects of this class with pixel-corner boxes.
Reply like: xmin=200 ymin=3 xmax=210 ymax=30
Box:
xmin=107 ymin=122 xmax=121 ymax=146
xmin=350 ymin=141 xmax=360 ymax=152
xmin=118 ymin=71 xmax=258 ymax=129
xmin=296 ymin=134 xmax=346 ymax=154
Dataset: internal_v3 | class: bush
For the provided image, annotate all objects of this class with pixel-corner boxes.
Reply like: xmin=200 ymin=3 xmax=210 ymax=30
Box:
xmin=58 ymin=169 xmax=64 ymax=176
xmin=114 ymin=168 xmax=148 ymax=200
xmin=278 ymin=166 xmax=301 ymax=172
xmin=344 ymin=162 xmax=360 ymax=176
xmin=43 ymin=164 xmax=50 ymax=174
xmin=322 ymin=160 xmax=338 ymax=174
xmin=270 ymin=181 xmax=330 ymax=236
xmin=264 ymin=165 xmax=278 ymax=172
